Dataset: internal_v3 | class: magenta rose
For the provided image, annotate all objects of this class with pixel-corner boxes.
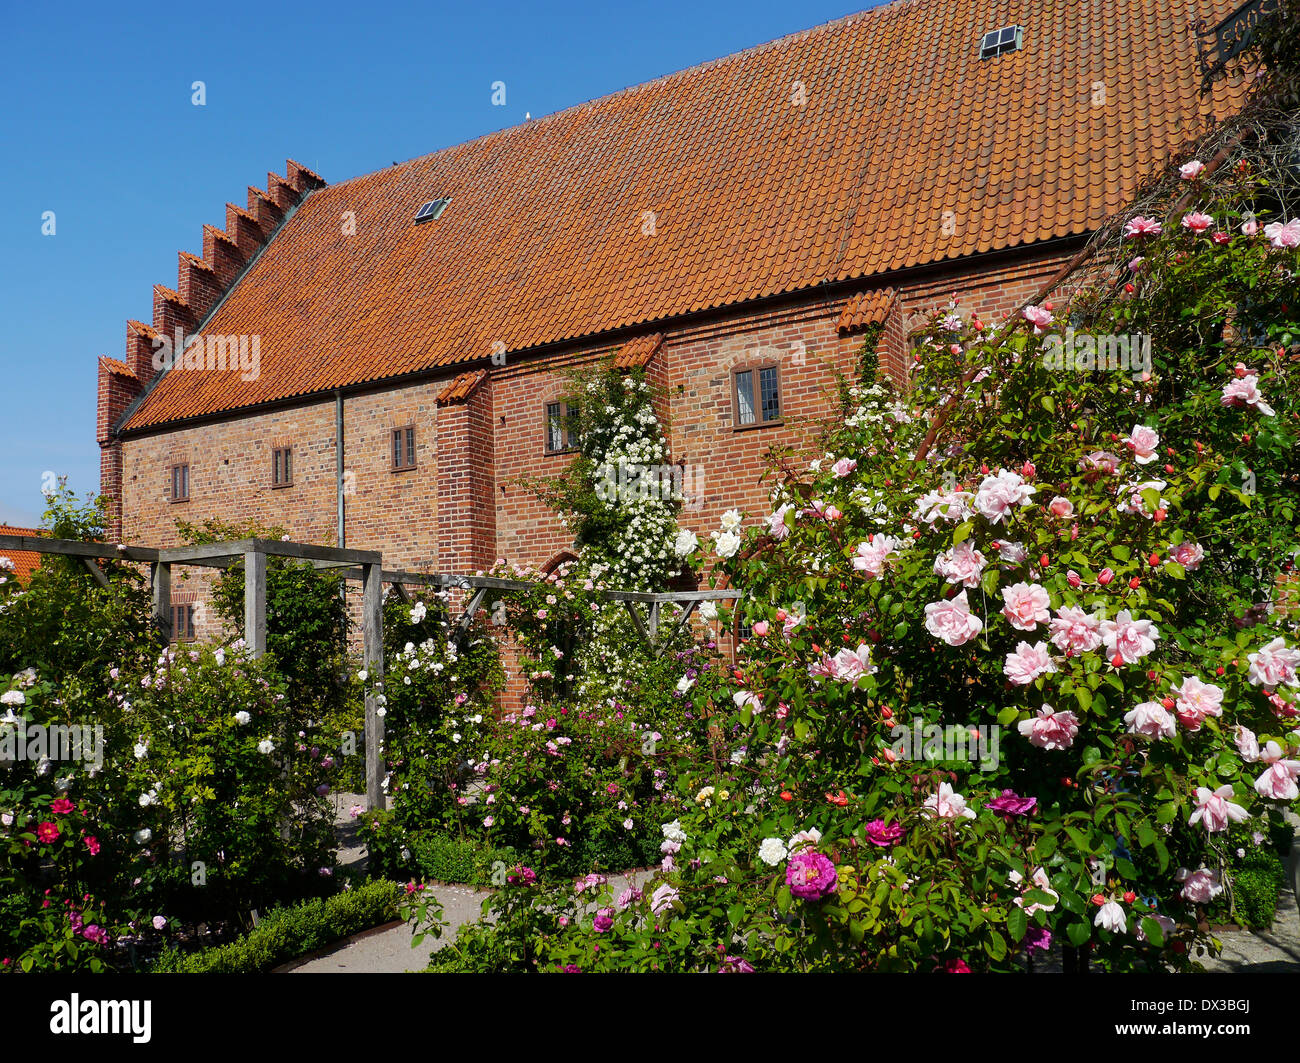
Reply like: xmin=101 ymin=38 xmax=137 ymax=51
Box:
xmin=593 ymin=908 xmax=614 ymax=933
xmin=786 ymin=850 xmax=838 ymax=901
xmin=863 ymin=819 xmax=903 ymax=847
xmin=985 ymin=790 xmax=1037 ymax=817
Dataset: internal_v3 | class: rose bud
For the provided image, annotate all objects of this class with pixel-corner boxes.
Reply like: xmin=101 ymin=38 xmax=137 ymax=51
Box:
xmin=1123 ymin=890 xmax=1137 ymax=903
xmin=1040 ymin=553 xmax=1051 ymax=568
xmin=1098 ymin=568 xmax=1115 ymax=585
xmin=1153 ymin=508 xmax=1167 ymax=522
xmin=1124 ymin=283 xmax=1135 ymax=294
xmin=751 ymin=621 xmax=770 ymax=637
xmin=1129 ymin=576 xmax=1141 ymax=589
xmin=1111 ymin=653 xmax=1126 ymax=668
xmin=1148 ymin=552 xmax=1160 ymax=567
xmin=1067 ymin=570 xmax=1083 ymax=588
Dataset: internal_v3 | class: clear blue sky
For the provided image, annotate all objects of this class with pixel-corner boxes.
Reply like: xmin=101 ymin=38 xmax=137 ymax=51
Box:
xmin=0 ymin=0 xmax=877 ymax=528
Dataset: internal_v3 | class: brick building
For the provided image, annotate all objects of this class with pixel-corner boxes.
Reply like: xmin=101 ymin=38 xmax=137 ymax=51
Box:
xmin=97 ymin=0 xmax=1247 ymax=650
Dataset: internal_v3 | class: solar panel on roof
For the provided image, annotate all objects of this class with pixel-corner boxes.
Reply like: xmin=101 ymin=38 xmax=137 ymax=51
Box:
xmin=415 ymin=198 xmax=450 ymax=224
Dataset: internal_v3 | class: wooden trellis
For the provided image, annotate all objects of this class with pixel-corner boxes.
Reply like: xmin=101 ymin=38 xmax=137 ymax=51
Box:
xmin=0 ymin=532 xmax=742 ymax=814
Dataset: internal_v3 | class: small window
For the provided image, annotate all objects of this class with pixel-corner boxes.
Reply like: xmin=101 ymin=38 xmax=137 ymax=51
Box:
xmin=169 ymin=463 xmax=190 ymax=503
xmin=171 ymin=603 xmax=196 ymax=641
xmin=414 ymin=198 xmax=450 ymax=224
xmin=732 ymin=366 xmax=782 ymax=428
xmin=392 ymin=426 xmax=416 ymax=470
xmin=980 ymin=25 xmax=1022 ymax=59
xmin=544 ymin=402 xmax=580 ymax=454
xmin=272 ymin=447 xmax=293 ymax=487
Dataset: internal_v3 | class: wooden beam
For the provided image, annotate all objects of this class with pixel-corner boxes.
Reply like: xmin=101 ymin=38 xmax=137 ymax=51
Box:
xmin=159 ymin=538 xmax=381 ymax=567
xmin=624 ymin=599 xmax=652 ymax=647
xmin=0 ymin=533 xmax=159 ymax=563
xmin=151 ymin=562 xmax=172 ymax=642
xmin=244 ymin=551 xmax=267 ymax=658
xmin=81 ymin=558 xmax=111 ymax=589
xmin=455 ymin=587 xmax=488 ymax=634
xmin=362 ymin=562 xmax=386 ymax=812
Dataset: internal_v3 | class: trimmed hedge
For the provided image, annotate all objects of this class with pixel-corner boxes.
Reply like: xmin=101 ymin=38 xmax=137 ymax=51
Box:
xmin=152 ymin=879 xmax=402 ymax=973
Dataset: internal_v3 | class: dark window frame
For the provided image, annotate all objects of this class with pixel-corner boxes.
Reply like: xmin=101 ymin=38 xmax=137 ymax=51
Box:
xmin=171 ymin=603 xmax=196 ymax=641
xmin=168 ymin=462 xmax=190 ymax=503
xmin=979 ymin=25 xmax=1022 ymax=59
xmin=731 ymin=363 xmax=784 ymax=430
xmin=543 ymin=401 xmax=581 ymax=455
xmin=391 ymin=425 xmax=417 ymax=471
xmin=271 ymin=446 xmax=294 ymax=488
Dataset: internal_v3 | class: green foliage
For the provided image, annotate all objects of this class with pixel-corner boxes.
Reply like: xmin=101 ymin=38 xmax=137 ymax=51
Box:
xmin=151 ymin=879 xmax=404 ymax=973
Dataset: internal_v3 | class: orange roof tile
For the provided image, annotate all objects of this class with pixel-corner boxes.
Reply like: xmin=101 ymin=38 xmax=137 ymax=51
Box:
xmin=837 ymin=288 xmax=898 ymax=333
xmin=101 ymin=356 xmax=138 ymax=380
xmin=613 ymin=332 xmax=664 ymax=369
xmin=435 ymin=369 xmax=488 ymax=406
xmin=0 ymin=526 xmax=44 ymax=585
xmin=122 ymin=0 xmax=1247 ymax=431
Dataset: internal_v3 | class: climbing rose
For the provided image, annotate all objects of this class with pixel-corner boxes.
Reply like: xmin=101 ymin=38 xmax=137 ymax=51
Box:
xmin=1263 ymin=218 xmax=1300 ymax=249
xmin=1169 ymin=541 xmax=1204 ymax=570
xmin=1170 ymin=675 xmax=1224 ymax=731
xmin=1100 ymin=611 xmax=1159 ymax=663
xmin=974 ymin=469 xmax=1036 ymax=524
xmin=650 ymin=883 xmax=680 ymax=914
xmin=1176 ymin=867 xmax=1222 ymax=903
xmin=1047 ymin=495 xmax=1074 ymax=518
xmin=37 ymin=822 xmax=60 ymax=843
xmin=914 ymin=489 xmax=973 ymax=524
xmin=863 ymin=819 xmax=903 ymax=846
xmin=50 ymin=798 xmax=75 ymax=815
xmin=1220 ymin=374 xmax=1276 ymax=416
xmin=1004 ymin=641 xmax=1056 ymax=685
xmin=1094 ymin=901 xmax=1128 ymax=933
xmin=767 ymin=503 xmax=794 ymax=540
xmin=1254 ymin=760 xmax=1300 ymax=801
xmin=1180 ymin=211 xmax=1213 ymax=234
xmin=1247 ymin=637 xmax=1300 ymax=690
xmin=985 ymin=790 xmax=1037 ymax=817
xmin=1121 ymin=424 xmax=1159 ymax=464
xmin=1124 ymin=215 xmax=1162 ymax=238
xmin=1235 ymin=725 xmax=1260 ymax=762
xmin=1001 ymin=582 xmax=1050 ymax=631
xmin=921 ymin=782 xmax=976 ymax=820
xmin=1124 ymin=701 xmax=1176 ymax=739
xmin=1048 ymin=606 xmax=1104 ymax=655
xmin=1178 ymin=159 xmax=1205 ymax=180
xmin=1188 ymin=785 xmax=1248 ymax=833
xmin=832 ymin=457 xmax=857 ymax=478
xmin=1023 ymin=305 xmax=1053 ymax=331
xmin=853 ymin=534 xmax=900 ymax=578
xmin=933 ymin=541 xmax=987 ymax=588
xmin=924 ymin=590 xmax=983 ymax=646
xmin=831 ymin=644 xmax=876 ymax=683
xmin=757 ymin=838 xmax=789 ymax=866
xmin=786 ymin=850 xmax=838 ymax=901
xmin=1018 ymin=704 xmax=1079 ymax=750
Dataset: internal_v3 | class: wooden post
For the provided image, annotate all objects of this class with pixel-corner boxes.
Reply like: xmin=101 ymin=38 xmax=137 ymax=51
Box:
xmin=363 ymin=561 xmax=386 ymax=811
xmin=244 ymin=550 xmax=267 ymax=658
xmin=151 ymin=562 xmax=172 ymax=641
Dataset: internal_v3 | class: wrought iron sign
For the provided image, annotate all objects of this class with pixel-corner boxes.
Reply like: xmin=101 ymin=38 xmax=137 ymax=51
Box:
xmin=1196 ymin=0 xmax=1279 ymax=86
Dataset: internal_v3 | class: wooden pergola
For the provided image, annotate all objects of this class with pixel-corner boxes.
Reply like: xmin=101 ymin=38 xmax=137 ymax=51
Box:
xmin=0 ymin=532 xmax=740 ymax=812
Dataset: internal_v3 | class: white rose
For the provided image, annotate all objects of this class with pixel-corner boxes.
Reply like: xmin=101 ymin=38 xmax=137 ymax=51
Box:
xmin=713 ymin=531 xmax=742 ymax=559
xmin=234 ymin=710 xmax=251 ymax=725
xmin=258 ymin=738 xmax=275 ymax=754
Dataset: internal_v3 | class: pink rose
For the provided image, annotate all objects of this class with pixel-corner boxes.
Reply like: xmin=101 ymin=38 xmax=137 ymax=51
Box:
xmin=921 ymin=782 xmax=975 ymax=820
xmin=1017 ymin=704 xmax=1079 ymax=750
xmin=933 ymin=541 xmax=987 ymax=588
xmin=1048 ymin=606 xmax=1104 ymax=655
xmin=1124 ymin=700 xmax=1176 ymax=739
xmin=1188 ymin=785 xmax=1248 ymax=833
xmin=1221 ymin=374 xmax=1276 ymax=416
xmin=751 ymin=620 xmax=770 ymax=637
xmin=1169 ymin=541 xmax=1204 ymax=570
xmin=1100 ymin=611 xmax=1159 ymax=663
xmin=832 ymin=457 xmax=857 ymax=478
xmin=974 ymin=470 xmax=1036 ymax=524
xmin=1066 ymin=569 xmax=1082 ymax=588
xmin=1177 ymin=867 xmax=1222 ymax=903
xmin=1121 ymin=424 xmax=1160 ymax=464
xmin=1263 ymin=218 xmax=1300 ymax=249
xmin=924 ymin=591 xmax=983 ymax=647
xmin=1235 ymin=724 xmax=1260 ymax=762
xmin=767 ymin=504 xmax=794 ymax=540
xmin=1001 ymin=582 xmax=1050 ymax=631
xmin=1178 ymin=160 xmax=1205 ymax=180
xmin=1180 ymin=212 xmax=1214 ymax=234
xmin=1124 ymin=215 xmax=1162 ymax=239
xmin=1047 ymin=495 xmax=1074 ymax=519
xmin=830 ymin=644 xmax=876 ymax=683
xmin=1079 ymin=450 xmax=1121 ymax=477
xmin=852 ymin=534 xmax=900 ymax=578
xmin=1247 ymin=637 xmax=1300 ymax=690
xmin=1097 ymin=567 xmax=1115 ymax=585
xmin=1170 ymin=675 xmax=1224 ymax=731
xmin=1004 ymin=641 xmax=1056 ymax=685
xmin=1254 ymin=761 xmax=1300 ymax=801
xmin=1023 ymin=305 xmax=1053 ymax=332
xmin=1241 ymin=218 xmax=1259 ymax=236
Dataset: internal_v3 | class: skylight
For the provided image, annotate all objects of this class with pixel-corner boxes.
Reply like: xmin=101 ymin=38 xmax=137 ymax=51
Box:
xmin=979 ymin=25 xmax=1022 ymax=59
xmin=414 ymin=198 xmax=450 ymax=224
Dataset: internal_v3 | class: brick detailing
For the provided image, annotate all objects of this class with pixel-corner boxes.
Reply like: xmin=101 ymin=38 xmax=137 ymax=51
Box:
xmin=435 ymin=376 xmax=496 ymax=573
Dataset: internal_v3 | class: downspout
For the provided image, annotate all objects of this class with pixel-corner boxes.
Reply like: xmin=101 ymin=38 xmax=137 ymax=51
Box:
xmin=335 ymin=391 xmax=345 ymax=548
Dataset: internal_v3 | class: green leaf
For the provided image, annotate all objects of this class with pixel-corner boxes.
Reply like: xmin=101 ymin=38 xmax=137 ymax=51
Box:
xmin=997 ymin=705 xmax=1020 ymax=726
xmin=1007 ymin=907 xmax=1028 ymax=943
xmin=1066 ymin=920 xmax=1092 ymax=947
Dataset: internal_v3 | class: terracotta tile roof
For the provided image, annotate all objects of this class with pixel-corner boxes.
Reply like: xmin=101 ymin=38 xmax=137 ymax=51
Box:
xmin=613 ymin=332 xmax=664 ymax=369
xmin=121 ymin=0 xmax=1246 ymax=431
xmin=0 ymin=526 xmax=44 ymax=585
xmin=837 ymin=288 xmax=898 ymax=333
xmin=435 ymin=369 xmax=488 ymax=406
xmin=101 ymin=356 xmax=138 ymax=380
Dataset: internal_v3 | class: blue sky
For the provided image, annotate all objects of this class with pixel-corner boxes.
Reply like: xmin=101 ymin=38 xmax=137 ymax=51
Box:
xmin=0 ymin=0 xmax=877 ymax=527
